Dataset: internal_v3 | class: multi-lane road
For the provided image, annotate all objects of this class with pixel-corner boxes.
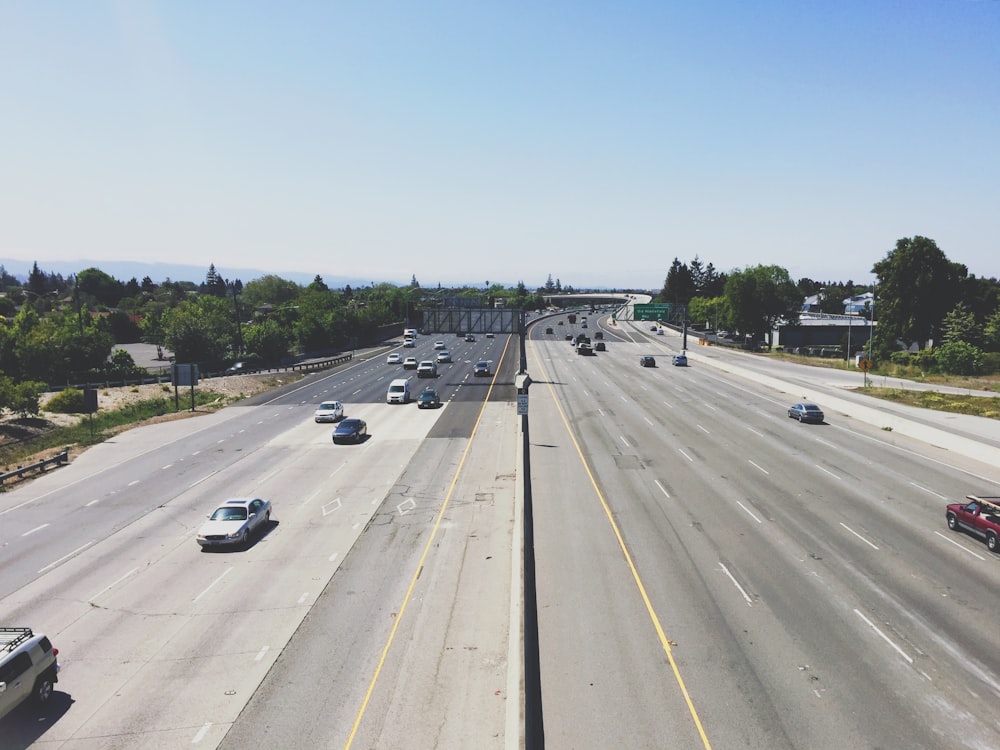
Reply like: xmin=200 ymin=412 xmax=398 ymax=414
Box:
xmin=2 ymin=314 xmax=999 ymax=749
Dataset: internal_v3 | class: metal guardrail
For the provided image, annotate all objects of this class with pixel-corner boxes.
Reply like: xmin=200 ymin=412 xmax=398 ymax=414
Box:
xmin=0 ymin=449 xmax=70 ymax=485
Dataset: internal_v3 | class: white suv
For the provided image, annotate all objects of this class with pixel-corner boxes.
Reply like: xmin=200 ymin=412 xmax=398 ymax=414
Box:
xmin=0 ymin=628 xmax=60 ymax=720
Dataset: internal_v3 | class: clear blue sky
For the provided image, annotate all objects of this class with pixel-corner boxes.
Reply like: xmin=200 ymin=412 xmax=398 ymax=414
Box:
xmin=2 ymin=1 xmax=997 ymax=289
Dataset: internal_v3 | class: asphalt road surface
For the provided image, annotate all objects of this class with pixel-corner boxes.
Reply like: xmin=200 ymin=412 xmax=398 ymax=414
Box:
xmin=3 ymin=318 xmax=999 ymax=750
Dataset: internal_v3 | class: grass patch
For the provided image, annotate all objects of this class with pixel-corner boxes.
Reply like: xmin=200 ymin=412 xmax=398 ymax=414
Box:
xmin=861 ymin=388 xmax=1000 ymax=419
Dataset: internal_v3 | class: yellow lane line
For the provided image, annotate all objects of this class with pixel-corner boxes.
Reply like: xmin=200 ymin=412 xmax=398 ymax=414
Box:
xmin=344 ymin=335 xmax=516 ymax=749
xmin=528 ymin=336 xmax=713 ymax=750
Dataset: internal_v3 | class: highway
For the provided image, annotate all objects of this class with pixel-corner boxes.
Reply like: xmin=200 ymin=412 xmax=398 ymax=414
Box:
xmin=2 ymin=314 xmax=1000 ymax=749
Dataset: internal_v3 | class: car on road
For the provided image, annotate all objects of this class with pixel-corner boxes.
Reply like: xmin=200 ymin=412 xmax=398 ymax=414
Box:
xmin=386 ymin=353 xmax=402 ymax=364
xmin=946 ymin=495 xmax=1000 ymax=552
xmin=594 ymin=341 xmax=606 ymax=351
xmin=433 ymin=341 xmax=446 ymax=349
xmin=403 ymin=357 xmax=418 ymax=370
xmin=225 ymin=360 xmax=258 ymax=375
xmin=403 ymin=338 xmax=415 ymax=348
xmin=640 ymin=355 xmax=656 ymax=367
xmin=0 ymin=628 xmax=60 ymax=721
xmin=788 ymin=403 xmax=824 ymax=423
xmin=417 ymin=360 xmax=438 ymax=378
xmin=545 ymin=327 xmax=554 ymax=334
xmin=672 ymin=353 xmax=688 ymax=366
xmin=313 ymin=400 xmax=344 ymax=422
xmin=474 ymin=360 xmax=490 ymax=377
xmin=486 ymin=332 xmax=495 ymax=338
xmin=333 ymin=418 xmax=368 ymax=444
xmin=656 ymin=328 xmax=664 ymax=335
xmin=465 ymin=334 xmax=476 ymax=342
xmin=649 ymin=325 xmax=658 ymax=331
xmin=197 ymin=498 xmax=272 ymax=550
xmin=417 ymin=387 xmax=441 ymax=409
xmin=565 ymin=334 xmax=573 ymax=340
xmin=557 ymin=321 xmax=563 ymax=325
xmin=436 ymin=351 xmax=452 ymax=363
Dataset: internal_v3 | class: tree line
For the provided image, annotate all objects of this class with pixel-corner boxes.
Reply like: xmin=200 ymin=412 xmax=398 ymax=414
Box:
xmin=657 ymin=237 xmax=999 ymax=374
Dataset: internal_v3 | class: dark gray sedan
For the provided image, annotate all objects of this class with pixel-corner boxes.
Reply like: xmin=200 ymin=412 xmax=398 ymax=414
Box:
xmin=788 ymin=403 xmax=824 ymax=423
xmin=333 ymin=418 xmax=368 ymax=444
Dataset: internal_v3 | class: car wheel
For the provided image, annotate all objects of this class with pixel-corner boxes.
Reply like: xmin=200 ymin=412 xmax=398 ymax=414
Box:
xmin=947 ymin=513 xmax=958 ymax=531
xmin=33 ymin=676 xmax=54 ymax=705
xmin=988 ymin=533 xmax=998 ymax=552
xmin=241 ymin=529 xmax=251 ymax=550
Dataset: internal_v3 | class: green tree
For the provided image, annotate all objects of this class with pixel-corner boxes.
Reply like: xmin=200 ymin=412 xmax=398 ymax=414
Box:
xmin=724 ymin=265 xmax=800 ymax=346
xmin=161 ymin=296 xmax=237 ymax=368
xmin=940 ymin=304 xmax=981 ymax=347
xmin=242 ymin=317 xmax=292 ymax=364
xmin=983 ymin=309 xmax=1000 ymax=353
xmin=688 ymin=296 xmax=729 ymax=331
xmin=77 ymin=267 xmax=125 ymax=307
xmin=661 ymin=259 xmax=695 ymax=305
xmin=107 ymin=349 xmax=140 ymax=383
xmin=872 ymin=236 xmax=965 ymax=350
xmin=240 ymin=275 xmax=301 ymax=310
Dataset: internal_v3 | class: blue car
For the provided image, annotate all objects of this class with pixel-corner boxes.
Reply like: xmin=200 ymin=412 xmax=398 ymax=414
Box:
xmin=333 ymin=418 xmax=368 ymax=444
xmin=788 ymin=403 xmax=824 ymax=423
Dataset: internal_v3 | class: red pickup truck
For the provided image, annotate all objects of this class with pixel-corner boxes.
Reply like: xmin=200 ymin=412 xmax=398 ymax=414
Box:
xmin=946 ymin=495 xmax=1000 ymax=552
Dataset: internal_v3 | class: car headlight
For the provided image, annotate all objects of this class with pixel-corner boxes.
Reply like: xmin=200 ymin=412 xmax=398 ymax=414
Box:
xmin=226 ymin=530 xmax=242 ymax=539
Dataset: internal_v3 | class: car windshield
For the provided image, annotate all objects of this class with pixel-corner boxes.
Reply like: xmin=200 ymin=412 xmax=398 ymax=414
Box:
xmin=211 ymin=507 xmax=247 ymax=521
xmin=318 ymin=402 xmax=338 ymax=410
xmin=805 ymin=405 xmax=821 ymax=413
xmin=340 ymin=420 xmax=360 ymax=429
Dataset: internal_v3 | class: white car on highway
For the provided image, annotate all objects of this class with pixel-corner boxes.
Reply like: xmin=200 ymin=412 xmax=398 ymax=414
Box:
xmin=196 ymin=498 xmax=272 ymax=550
xmin=314 ymin=400 xmax=344 ymax=422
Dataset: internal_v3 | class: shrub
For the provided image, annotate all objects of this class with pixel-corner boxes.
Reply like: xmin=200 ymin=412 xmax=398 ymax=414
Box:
xmin=12 ymin=381 xmax=45 ymax=418
xmin=889 ymin=350 xmax=912 ymax=367
xmin=935 ymin=341 xmax=983 ymax=376
xmin=45 ymin=388 xmax=87 ymax=414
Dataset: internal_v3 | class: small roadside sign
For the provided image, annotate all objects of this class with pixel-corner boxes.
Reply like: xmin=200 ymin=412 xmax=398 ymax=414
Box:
xmin=858 ymin=357 xmax=872 ymax=371
xmin=517 ymin=393 xmax=528 ymax=415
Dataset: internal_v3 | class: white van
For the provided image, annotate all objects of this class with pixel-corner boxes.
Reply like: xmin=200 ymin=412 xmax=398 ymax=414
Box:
xmin=386 ymin=378 xmax=411 ymax=404
xmin=403 ymin=328 xmax=417 ymax=340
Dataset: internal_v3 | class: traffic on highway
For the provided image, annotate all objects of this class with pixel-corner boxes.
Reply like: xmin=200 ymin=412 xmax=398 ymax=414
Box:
xmin=2 ymin=307 xmax=999 ymax=750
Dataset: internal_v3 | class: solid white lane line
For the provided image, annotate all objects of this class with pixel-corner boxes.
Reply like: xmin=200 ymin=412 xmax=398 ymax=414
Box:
xmin=697 ymin=424 xmax=710 ymax=434
xmin=745 ymin=426 xmax=763 ymax=437
xmin=254 ymin=645 xmax=270 ymax=662
xmin=654 ymin=480 xmax=670 ymax=498
xmin=815 ymin=465 xmax=841 ymax=480
xmin=620 ymin=435 xmax=631 ymax=448
xmin=910 ymin=481 xmax=948 ymax=501
xmin=719 ymin=562 xmax=753 ymax=606
xmin=840 ymin=522 xmax=879 ymax=549
xmin=748 ymin=460 xmax=769 ymax=475
xmin=934 ymin=530 xmax=986 ymax=560
xmin=854 ymin=609 xmax=913 ymax=664
xmin=736 ymin=501 xmax=762 ymax=524
xmin=678 ymin=448 xmax=694 ymax=462
xmin=22 ymin=524 xmax=50 ymax=536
